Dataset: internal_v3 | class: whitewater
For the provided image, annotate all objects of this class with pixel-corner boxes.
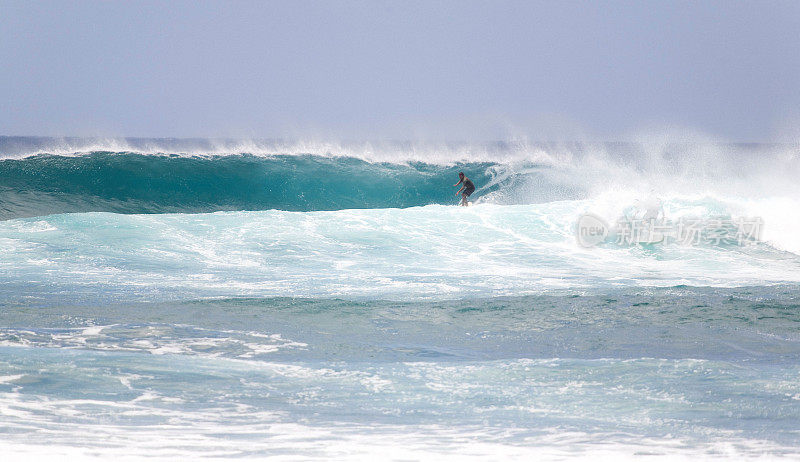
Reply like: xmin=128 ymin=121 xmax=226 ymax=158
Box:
xmin=1 ymin=136 xmax=800 ymax=460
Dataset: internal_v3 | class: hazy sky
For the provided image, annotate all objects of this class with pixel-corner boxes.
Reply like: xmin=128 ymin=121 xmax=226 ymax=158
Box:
xmin=1 ymin=0 xmax=799 ymax=141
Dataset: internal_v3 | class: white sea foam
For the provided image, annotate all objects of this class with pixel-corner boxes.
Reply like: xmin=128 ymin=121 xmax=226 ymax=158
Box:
xmin=0 ymin=356 xmax=797 ymax=460
xmin=0 ymin=202 xmax=797 ymax=304
xmin=0 ymin=428 xmax=792 ymax=461
xmin=0 ymin=325 xmax=307 ymax=359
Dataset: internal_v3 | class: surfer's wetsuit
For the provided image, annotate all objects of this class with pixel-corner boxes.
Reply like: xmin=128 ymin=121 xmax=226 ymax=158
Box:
xmin=455 ymin=172 xmax=476 ymax=206
xmin=462 ymin=179 xmax=475 ymax=197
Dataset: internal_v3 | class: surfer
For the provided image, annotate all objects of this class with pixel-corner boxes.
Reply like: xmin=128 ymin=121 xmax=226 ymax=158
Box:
xmin=454 ymin=172 xmax=475 ymax=206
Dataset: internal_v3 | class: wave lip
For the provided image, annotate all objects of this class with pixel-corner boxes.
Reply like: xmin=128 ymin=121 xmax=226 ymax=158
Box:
xmin=0 ymin=136 xmax=549 ymax=162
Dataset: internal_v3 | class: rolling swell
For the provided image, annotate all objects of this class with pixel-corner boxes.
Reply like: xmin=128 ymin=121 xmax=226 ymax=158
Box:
xmin=0 ymin=152 xmax=503 ymax=219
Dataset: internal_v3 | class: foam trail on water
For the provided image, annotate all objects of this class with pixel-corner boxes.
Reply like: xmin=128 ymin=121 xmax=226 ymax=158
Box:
xmin=1 ymin=203 xmax=798 ymax=304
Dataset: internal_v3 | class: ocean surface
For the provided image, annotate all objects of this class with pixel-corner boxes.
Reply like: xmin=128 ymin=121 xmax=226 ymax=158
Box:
xmin=1 ymin=136 xmax=799 ymax=460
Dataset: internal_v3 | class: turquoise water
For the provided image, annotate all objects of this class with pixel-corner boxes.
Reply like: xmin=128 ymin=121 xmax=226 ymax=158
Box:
xmin=0 ymin=152 xmax=502 ymax=217
xmin=1 ymin=137 xmax=800 ymax=459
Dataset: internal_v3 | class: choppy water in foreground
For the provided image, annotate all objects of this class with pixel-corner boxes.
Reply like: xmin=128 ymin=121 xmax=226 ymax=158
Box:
xmin=1 ymin=137 xmax=800 ymax=459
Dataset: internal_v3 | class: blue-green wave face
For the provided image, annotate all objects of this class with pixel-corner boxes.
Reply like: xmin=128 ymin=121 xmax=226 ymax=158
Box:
xmin=0 ymin=152 xmax=519 ymax=218
xmin=0 ymin=153 xmax=457 ymax=216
